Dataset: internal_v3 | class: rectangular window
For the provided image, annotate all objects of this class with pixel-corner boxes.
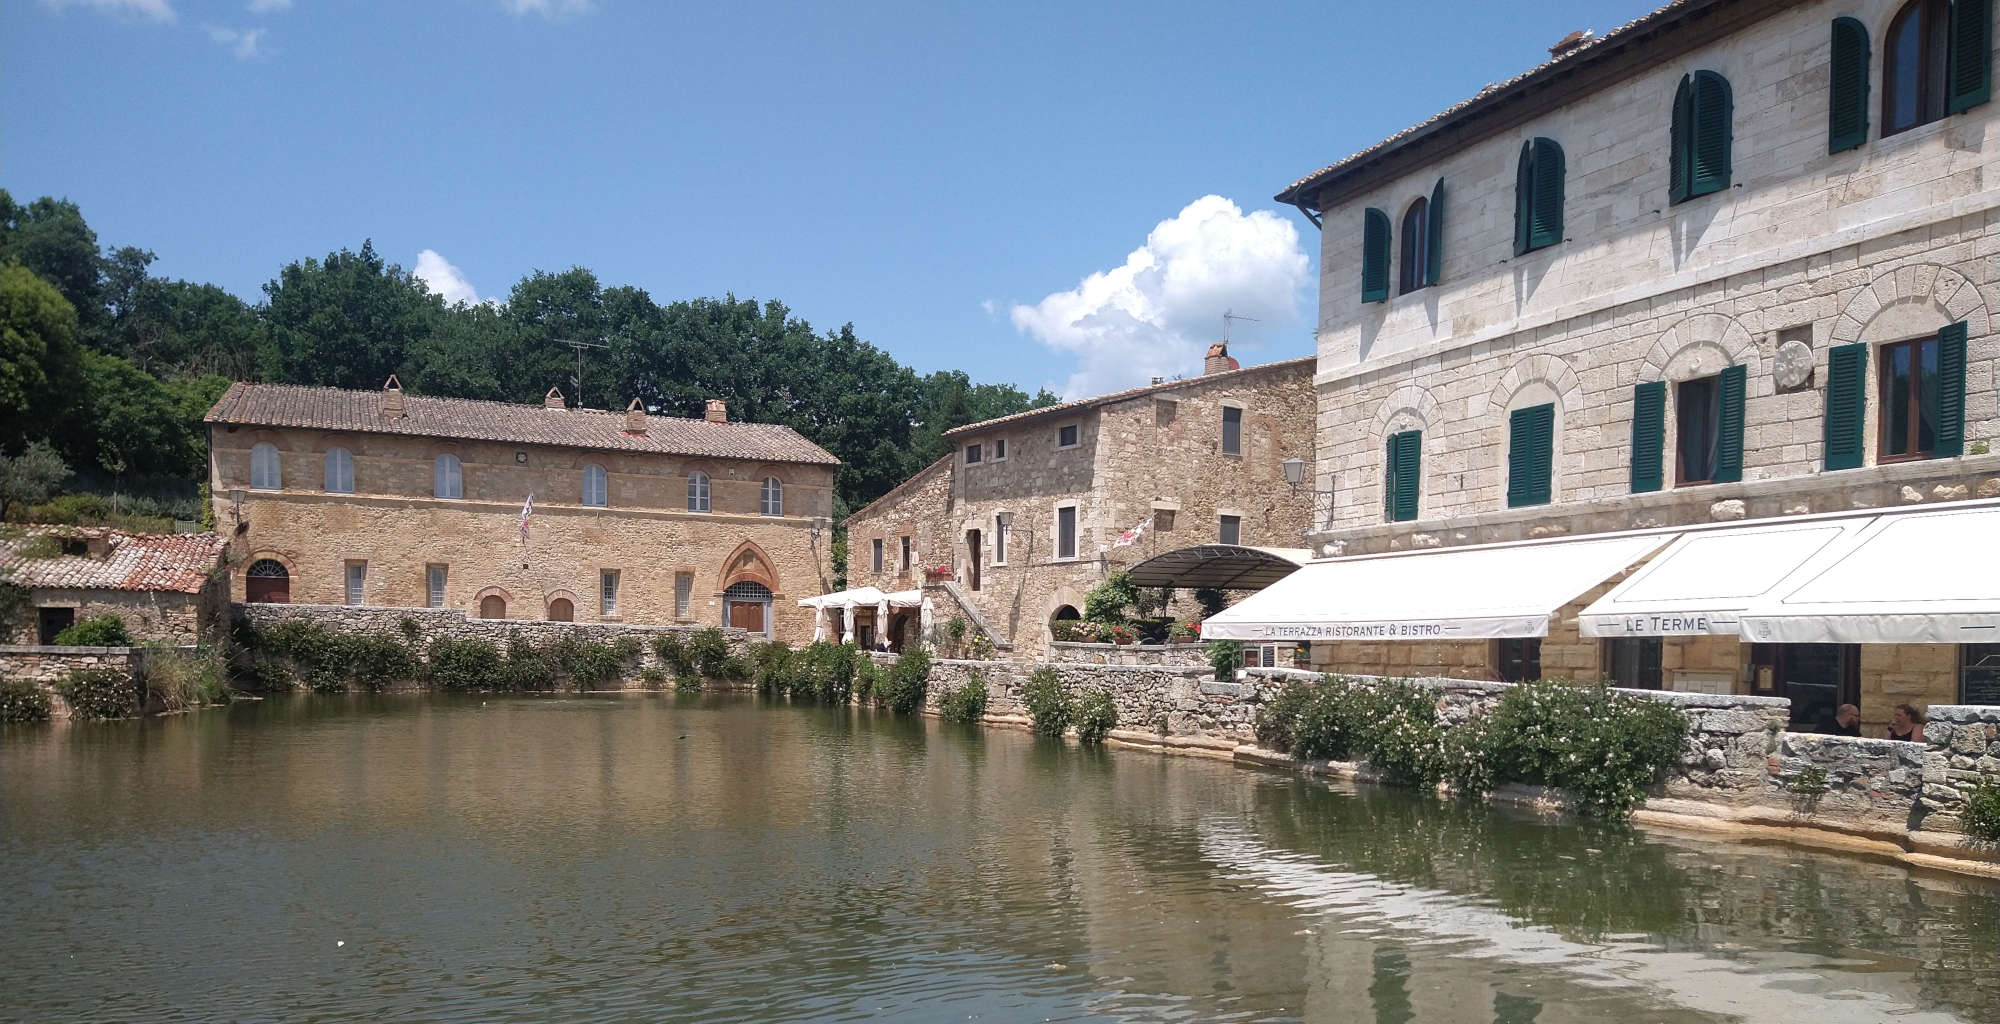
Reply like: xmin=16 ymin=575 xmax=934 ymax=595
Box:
xmin=993 ymin=516 xmax=1007 ymax=564
xmin=1824 ymin=343 xmax=1869 ymax=470
xmin=871 ymin=538 xmax=884 ymax=574
xmin=1602 ymin=637 xmax=1663 ymax=690
xmin=1218 ymin=514 xmax=1241 ymax=546
xmin=1495 ymin=638 xmax=1541 ymax=683
xmin=600 ymin=569 xmax=620 ymax=616
xmin=1383 ymin=430 xmax=1420 ymax=522
xmin=1057 ymin=424 xmax=1079 ymax=449
xmin=899 ymin=536 xmax=912 ymax=572
xmin=1879 ymin=336 xmax=1940 ymax=461
xmin=1962 ymin=644 xmax=2000 ymax=705
xmin=1153 ymin=508 xmax=1175 ymax=532
xmin=426 ymin=565 xmax=447 ymax=609
xmin=1057 ymin=505 xmax=1077 ymax=559
xmin=1506 ymin=404 xmax=1556 ymax=508
xmin=992 ymin=438 xmax=1007 ymax=460
xmin=345 ymin=562 xmax=366 ymax=606
xmin=965 ymin=443 xmax=982 ymax=465
xmin=1221 ymin=406 xmax=1243 ymax=456
xmin=674 ymin=572 xmax=693 ymax=619
xmin=1676 ymin=375 xmax=1720 ymax=484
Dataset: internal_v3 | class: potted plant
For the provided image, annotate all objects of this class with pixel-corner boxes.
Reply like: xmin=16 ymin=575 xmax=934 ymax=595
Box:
xmin=1106 ymin=624 xmax=1137 ymax=646
xmin=923 ymin=565 xmax=953 ymax=583
xmin=1168 ymin=621 xmax=1200 ymax=644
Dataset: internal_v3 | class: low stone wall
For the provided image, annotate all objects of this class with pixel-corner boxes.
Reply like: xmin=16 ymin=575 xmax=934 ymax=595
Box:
xmin=0 ymin=644 xmax=146 ymax=685
xmin=1045 ymin=642 xmax=1208 ymax=668
xmin=917 ymin=657 xmax=1289 ymax=739
xmin=1919 ymin=706 xmax=2000 ymax=834
xmin=234 ymin=603 xmax=759 ymax=687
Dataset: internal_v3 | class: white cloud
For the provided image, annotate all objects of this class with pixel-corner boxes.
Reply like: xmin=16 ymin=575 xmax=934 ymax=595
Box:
xmin=414 ymin=250 xmax=481 ymax=306
xmin=42 ymin=0 xmax=175 ymax=22
xmin=502 ymin=0 xmax=594 ymax=17
xmin=204 ymin=24 xmax=267 ymax=59
xmin=1008 ymin=195 xmax=1310 ymax=399
xmin=247 ymin=0 xmax=291 ymax=12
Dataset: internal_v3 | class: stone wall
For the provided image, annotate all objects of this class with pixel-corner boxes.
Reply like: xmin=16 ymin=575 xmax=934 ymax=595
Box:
xmin=1046 ymin=642 xmax=1208 ymax=668
xmin=0 ymin=645 xmax=145 ymax=684
xmin=1919 ymin=705 xmax=2000 ymax=834
xmin=7 ymin=584 xmax=220 ymax=647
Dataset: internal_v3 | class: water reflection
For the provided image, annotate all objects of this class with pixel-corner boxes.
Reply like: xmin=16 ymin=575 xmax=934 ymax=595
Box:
xmin=1 ymin=693 xmax=1994 ymax=1023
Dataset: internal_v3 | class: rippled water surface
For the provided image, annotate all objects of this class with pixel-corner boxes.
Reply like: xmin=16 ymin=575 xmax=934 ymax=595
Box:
xmin=2 ymin=693 xmax=1997 ymax=1023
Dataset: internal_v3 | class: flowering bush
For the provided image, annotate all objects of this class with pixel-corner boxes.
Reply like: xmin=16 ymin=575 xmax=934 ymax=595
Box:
xmin=1103 ymin=624 xmax=1137 ymax=644
xmin=1021 ymin=667 xmax=1072 ymax=737
xmin=1964 ymin=782 xmax=2000 ymax=844
xmin=1168 ymin=621 xmax=1201 ymax=640
xmin=939 ymin=672 xmax=989 ymax=724
xmin=1073 ymin=688 xmax=1117 ymax=744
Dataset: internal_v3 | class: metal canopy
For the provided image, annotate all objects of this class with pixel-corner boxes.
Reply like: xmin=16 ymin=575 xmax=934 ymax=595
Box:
xmin=1124 ymin=544 xmax=1309 ymax=591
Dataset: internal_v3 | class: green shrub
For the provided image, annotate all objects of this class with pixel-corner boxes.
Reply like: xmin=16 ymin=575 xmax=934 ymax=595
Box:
xmin=1254 ymin=681 xmax=1312 ymax=752
xmin=853 ymin=658 xmax=880 ymax=701
xmin=1073 ymin=688 xmax=1117 ymax=744
xmin=689 ymin=628 xmax=733 ymax=678
xmin=652 ymin=632 xmax=696 ymax=677
xmin=1290 ymin=675 xmax=1367 ymax=762
xmin=343 ymin=633 xmax=421 ymax=692
xmin=53 ymin=614 xmax=132 ymax=647
xmin=142 ymin=647 xmax=228 ymax=711
xmin=1962 ymin=782 xmax=2000 ymax=844
xmin=1 ymin=679 xmax=52 ymax=723
xmin=640 ymin=666 xmax=668 ymax=687
xmin=1049 ymin=619 xmax=1094 ymax=643
xmin=674 ymin=670 xmax=704 ymax=693
xmin=1477 ymin=680 xmax=1688 ymax=818
xmin=753 ymin=641 xmax=796 ymax=695
xmin=55 ymin=667 xmax=138 ymax=719
xmin=426 ymin=636 xmax=505 ymax=690
xmin=1787 ymin=764 xmax=1831 ymax=795
xmin=795 ymin=641 xmax=857 ymax=704
xmin=876 ymin=647 xmax=932 ymax=715
xmin=939 ymin=673 xmax=989 ymax=724
xmin=1359 ymin=679 xmax=1447 ymax=786
xmin=1020 ymin=667 xmax=1071 ymax=737
xmin=1206 ymin=640 xmax=1242 ymax=681
xmin=1084 ymin=571 xmax=1140 ymax=625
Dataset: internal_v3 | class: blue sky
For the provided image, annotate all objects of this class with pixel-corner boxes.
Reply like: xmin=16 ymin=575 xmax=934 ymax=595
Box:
xmin=6 ymin=0 xmax=1659 ymax=397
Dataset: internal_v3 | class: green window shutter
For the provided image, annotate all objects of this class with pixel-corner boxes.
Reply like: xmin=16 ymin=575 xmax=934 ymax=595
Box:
xmin=1527 ymin=138 xmax=1564 ymax=251
xmin=1386 ymin=430 xmax=1421 ymax=522
xmin=1630 ymin=381 xmax=1666 ymax=493
xmin=1362 ymin=208 xmax=1390 ymax=303
xmin=1514 ymin=141 xmax=1533 ymax=255
xmin=1829 ymin=17 xmax=1871 ymax=152
xmin=1823 ymin=343 xmax=1868 ymax=471
xmin=1669 ymin=75 xmax=1691 ymax=204
xmin=1691 ymin=71 xmax=1733 ymax=195
xmin=1508 ymin=403 xmax=1555 ymax=507
xmin=1948 ymin=0 xmax=1992 ymax=114
xmin=1936 ymin=321 xmax=1968 ymax=457
xmin=1425 ymin=177 xmax=1445 ymax=286
xmin=1714 ymin=363 xmax=1747 ymax=483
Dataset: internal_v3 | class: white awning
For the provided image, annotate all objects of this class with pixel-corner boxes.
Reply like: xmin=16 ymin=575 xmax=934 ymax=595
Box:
xmin=1739 ymin=502 xmax=2000 ymax=644
xmin=885 ymin=589 xmax=923 ymax=608
xmin=1579 ymin=515 xmax=1874 ymax=638
xmin=1201 ymin=532 xmax=1673 ymax=642
xmin=797 ymin=586 xmax=887 ymax=610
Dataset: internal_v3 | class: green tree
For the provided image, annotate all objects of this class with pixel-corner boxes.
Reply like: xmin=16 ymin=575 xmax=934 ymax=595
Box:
xmin=262 ymin=240 xmax=442 ymax=389
xmin=0 ymin=193 xmax=104 ymax=340
xmin=0 ymin=440 xmax=71 ymax=519
xmin=0 ymin=263 xmax=84 ymax=450
xmin=77 ymin=349 xmax=181 ymax=478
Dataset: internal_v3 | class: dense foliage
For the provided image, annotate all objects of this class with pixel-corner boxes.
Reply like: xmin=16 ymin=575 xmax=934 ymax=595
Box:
xmin=751 ymin=640 xmax=859 ymax=704
xmin=1072 ymin=688 xmax=1118 ymax=744
xmin=1206 ymin=640 xmax=1242 ymax=681
xmin=939 ymin=673 xmax=990 ymax=724
xmin=0 ymin=190 xmax=1054 ymax=518
xmin=52 ymin=614 xmax=131 ymax=647
xmin=1252 ymin=676 xmax=1690 ymax=820
xmin=54 ymin=667 xmax=138 ymax=720
xmin=1020 ymin=667 xmax=1072 ymax=737
xmin=874 ymin=647 xmax=932 ymax=715
xmin=1959 ymin=782 xmax=2000 ymax=844
xmin=1 ymin=678 xmax=51 ymax=723
xmin=142 ymin=647 xmax=229 ymax=711
xmin=1083 ymin=571 xmax=1141 ymax=625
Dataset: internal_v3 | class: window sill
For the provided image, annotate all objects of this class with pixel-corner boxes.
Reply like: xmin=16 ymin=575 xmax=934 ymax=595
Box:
xmin=599 ymin=615 xmax=623 ymax=623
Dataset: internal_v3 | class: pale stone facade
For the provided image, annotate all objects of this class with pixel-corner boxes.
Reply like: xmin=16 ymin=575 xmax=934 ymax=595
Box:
xmin=207 ymin=386 xmax=838 ymax=644
xmin=1283 ymin=0 xmax=2000 ymax=730
xmin=844 ymin=352 xmax=1317 ymax=653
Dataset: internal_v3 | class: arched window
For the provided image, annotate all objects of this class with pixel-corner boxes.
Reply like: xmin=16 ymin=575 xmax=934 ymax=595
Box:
xmin=1669 ymin=71 xmax=1732 ymax=202
xmin=581 ymin=464 xmax=607 ymax=507
xmin=1514 ymin=137 xmax=1564 ymax=255
xmin=1360 ymin=207 xmax=1390 ymax=303
xmin=245 ymin=559 xmax=290 ymax=603
xmin=433 ymin=454 xmax=462 ymax=499
xmin=1883 ymin=0 xmax=1950 ymax=135
xmin=323 ymin=448 xmax=354 ymax=493
xmin=687 ymin=471 xmax=711 ymax=512
xmin=1399 ymin=198 xmax=1428 ymax=294
xmin=250 ymin=442 xmax=281 ymax=490
xmin=1051 ymin=605 xmax=1081 ymax=622
xmin=479 ymin=595 xmax=506 ymax=619
xmin=760 ymin=476 xmax=783 ymax=516
xmin=547 ymin=597 xmax=573 ymax=621
xmin=1383 ymin=430 xmax=1421 ymax=523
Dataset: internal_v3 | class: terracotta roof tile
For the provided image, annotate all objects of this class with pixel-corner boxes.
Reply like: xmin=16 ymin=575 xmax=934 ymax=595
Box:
xmin=1 ymin=527 xmax=226 ymax=595
xmin=205 ymin=383 xmax=841 ymax=466
xmin=941 ymin=356 xmax=1315 ymax=440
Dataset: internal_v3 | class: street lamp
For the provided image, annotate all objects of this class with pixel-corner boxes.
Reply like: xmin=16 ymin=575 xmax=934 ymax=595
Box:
xmin=1282 ymin=457 xmax=1306 ymax=495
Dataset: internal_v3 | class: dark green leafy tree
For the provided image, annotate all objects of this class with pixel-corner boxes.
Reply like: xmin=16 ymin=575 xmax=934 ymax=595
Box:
xmin=0 ymin=263 xmax=83 ymax=450
xmin=0 ymin=193 xmax=105 ymax=342
xmin=0 ymin=440 xmax=71 ymax=519
xmin=262 ymin=240 xmax=443 ymax=389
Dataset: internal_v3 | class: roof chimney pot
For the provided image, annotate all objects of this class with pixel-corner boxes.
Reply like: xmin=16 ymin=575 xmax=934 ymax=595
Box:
xmin=544 ymin=387 xmax=566 ymax=410
xmin=381 ymin=375 xmax=405 ymax=416
xmin=705 ymin=399 xmax=727 ymax=424
xmin=624 ymin=398 xmax=647 ymax=435
xmin=1548 ymin=29 xmax=1593 ymax=59
xmin=1204 ymin=342 xmax=1240 ymax=375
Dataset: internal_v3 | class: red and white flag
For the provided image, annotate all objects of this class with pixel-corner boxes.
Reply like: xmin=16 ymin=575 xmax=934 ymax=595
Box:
xmin=519 ymin=493 xmax=534 ymax=540
xmin=1111 ymin=516 xmax=1149 ymax=549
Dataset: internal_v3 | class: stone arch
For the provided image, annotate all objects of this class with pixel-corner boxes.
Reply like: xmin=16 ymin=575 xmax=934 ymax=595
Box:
xmin=242 ymin=551 xmax=294 ymax=603
xmin=717 ymin=538 xmax=781 ymax=594
xmin=1486 ymin=352 xmax=1582 ymax=416
xmin=1640 ymin=312 xmax=1758 ymax=383
xmin=1489 ymin=353 xmax=1580 ymax=507
xmin=1370 ymin=384 xmax=1439 ymax=438
xmin=473 ymin=586 xmax=513 ymax=620
xmin=1047 ymin=585 xmax=1088 ymax=625
xmin=544 ymin=588 xmax=580 ymax=621
xmin=1833 ymin=262 xmax=1990 ymax=346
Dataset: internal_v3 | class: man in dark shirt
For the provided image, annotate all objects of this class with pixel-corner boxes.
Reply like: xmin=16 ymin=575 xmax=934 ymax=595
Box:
xmin=1830 ymin=703 xmax=1861 ymax=736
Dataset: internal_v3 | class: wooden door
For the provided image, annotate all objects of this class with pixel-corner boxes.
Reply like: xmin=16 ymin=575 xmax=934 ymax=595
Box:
xmin=728 ymin=601 xmax=765 ymax=634
xmin=966 ymin=530 xmax=981 ymax=591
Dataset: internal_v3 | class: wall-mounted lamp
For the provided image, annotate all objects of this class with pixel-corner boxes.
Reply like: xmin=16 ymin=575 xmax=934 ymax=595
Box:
xmin=1282 ymin=457 xmax=1306 ymax=495
xmin=810 ymin=516 xmax=830 ymax=543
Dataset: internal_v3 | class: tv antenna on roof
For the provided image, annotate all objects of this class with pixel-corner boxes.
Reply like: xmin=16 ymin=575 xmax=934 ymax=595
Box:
xmin=1222 ymin=309 xmax=1259 ymax=342
xmin=556 ymin=336 xmax=609 ymax=406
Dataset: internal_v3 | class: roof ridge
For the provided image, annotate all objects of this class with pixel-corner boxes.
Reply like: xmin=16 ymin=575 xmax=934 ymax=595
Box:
xmin=942 ymin=354 xmax=1316 ymax=439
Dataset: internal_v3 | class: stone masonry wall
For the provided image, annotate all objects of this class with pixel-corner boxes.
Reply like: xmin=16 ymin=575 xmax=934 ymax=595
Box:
xmin=8 ymin=585 xmax=216 ymax=647
xmin=1045 ymin=642 xmax=1208 ymax=668
xmin=1919 ymin=705 xmax=2000 ymax=834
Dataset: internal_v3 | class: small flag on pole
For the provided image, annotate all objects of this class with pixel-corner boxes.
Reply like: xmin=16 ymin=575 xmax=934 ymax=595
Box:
xmin=1111 ymin=516 xmax=1150 ymax=549
xmin=519 ymin=493 xmax=534 ymax=541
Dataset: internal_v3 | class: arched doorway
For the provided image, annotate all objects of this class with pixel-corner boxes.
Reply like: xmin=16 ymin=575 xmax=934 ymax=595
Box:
xmin=1052 ymin=604 xmax=1081 ymax=622
xmin=479 ymin=595 xmax=507 ymax=619
xmin=546 ymin=598 xmax=573 ymax=621
xmin=245 ymin=559 xmax=290 ymax=603
xmin=724 ymin=580 xmax=773 ymax=637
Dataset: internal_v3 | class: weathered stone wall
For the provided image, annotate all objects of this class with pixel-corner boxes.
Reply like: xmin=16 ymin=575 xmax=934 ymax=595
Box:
xmin=1919 ymin=705 xmax=2000 ymax=835
xmin=1767 ymin=733 xmax=1926 ymax=834
xmin=6 ymin=584 xmax=218 ymax=647
xmin=915 ymin=657 xmax=1290 ymax=740
xmin=1045 ymin=642 xmax=1208 ymax=668
xmin=214 ymin=423 xmax=836 ymax=644
xmin=0 ymin=645 xmax=146 ymax=684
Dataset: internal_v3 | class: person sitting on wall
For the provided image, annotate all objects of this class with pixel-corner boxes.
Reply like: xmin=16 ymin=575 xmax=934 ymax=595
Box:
xmin=1886 ymin=703 xmax=1926 ymax=743
xmin=1831 ymin=704 xmax=1862 ymax=737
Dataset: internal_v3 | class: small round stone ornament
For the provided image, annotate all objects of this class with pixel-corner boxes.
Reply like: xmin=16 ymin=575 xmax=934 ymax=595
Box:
xmin=1773 ymin=339 xmax=1814 ymax=390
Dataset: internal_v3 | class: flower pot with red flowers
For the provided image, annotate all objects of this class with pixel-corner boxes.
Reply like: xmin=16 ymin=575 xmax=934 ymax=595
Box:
xmin=923 ymin=565 xmax=954 ymax=583
xmin=1107 ymin=624 xmax=1138 ymax=646
xmin=1168 ymin=621 xmax=1200 ymax=644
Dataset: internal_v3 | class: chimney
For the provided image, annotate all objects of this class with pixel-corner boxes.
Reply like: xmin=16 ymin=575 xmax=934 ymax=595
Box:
xmin=381 ymin=375 xmax=405 ymax=416
xmin=704 ymin=398 xmax=727 ymax=424
xmin=1548 ymin=29 xmax=1593 ymax=59
xmin=624 ymin=398 xmax=647 ymax=435
xmin=544 ymin=387 xmax=566 ymax=410
xmin=1204 ymin=342 xmax=1240 ymax=375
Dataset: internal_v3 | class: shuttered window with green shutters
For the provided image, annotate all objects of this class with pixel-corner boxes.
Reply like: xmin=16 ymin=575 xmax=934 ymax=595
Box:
xmin=1948 ymin=0 xmax=1992 ymax=113
xmin=1514 ymin=138 xmax=1564 ymax=255
xmin=1829 ymin=17 xmax=1871 ymax=151
xmin=1937 ymin=321 xmax=1968 ymax=457
xmin=1824 ymin=343 xmax=1868 ymax=471
xmin=1714 ymin=363 xmax=1747 ymax=483
xmin=1670 ymin=72 xmax=1733 ymax=202
xmin=1362 ymin=208 xmax=1390 ymax=303
xmin=1384 ymin=430 xmax=1421 ymax=523
xmin=1507 ymin=403 xmax=1556 ymax=508
xmin=1631 ymin=381 xmax=1666 ymax=493
xmin=1424 ymin=177 xmax=1444 ymax=287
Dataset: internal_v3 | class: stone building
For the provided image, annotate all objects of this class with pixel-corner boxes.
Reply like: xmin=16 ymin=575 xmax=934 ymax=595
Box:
xmin=205 ymin=379 xmax=839 ymax=643
xmin=0 ymin=526 xmax=228 ymax=645
xmin=1210 ymin=0 xmax=2000 ymax=733
xmin=842 ymin=346 xmax=1316 ymax=652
